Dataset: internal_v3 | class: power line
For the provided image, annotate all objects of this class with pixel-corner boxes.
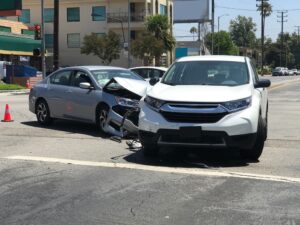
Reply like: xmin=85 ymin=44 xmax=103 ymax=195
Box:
xmin=216 ymin=5 xmax=300 ymax=12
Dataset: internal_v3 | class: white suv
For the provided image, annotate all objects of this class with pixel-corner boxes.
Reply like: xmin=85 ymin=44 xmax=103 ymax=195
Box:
xmin=139 ymin=56 xmax=271 ymax=160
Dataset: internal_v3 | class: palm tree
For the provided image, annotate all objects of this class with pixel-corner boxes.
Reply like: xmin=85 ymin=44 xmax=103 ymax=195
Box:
xmin=146 ymin=15 xmax=175 ymax=66
xmin=257 ymin=2 xmax=272 ymax=29
xmin=190 ymin=27 xmax=198 ymax=41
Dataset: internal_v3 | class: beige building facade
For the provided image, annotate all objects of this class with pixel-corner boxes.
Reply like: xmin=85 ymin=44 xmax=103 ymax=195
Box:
xmin=19 ymin=0 xmax=174 ymax=70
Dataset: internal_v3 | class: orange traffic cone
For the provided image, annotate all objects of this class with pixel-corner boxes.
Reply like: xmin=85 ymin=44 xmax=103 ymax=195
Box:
xmin=2 ymin=104 xmax=13 ymax=122
xmin=26 ymin=80 xmax=31 ymax=89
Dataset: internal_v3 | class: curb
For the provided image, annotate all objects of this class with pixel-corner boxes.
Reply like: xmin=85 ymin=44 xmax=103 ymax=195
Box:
xmin=0 ymin=89 xmax=30 ymax=94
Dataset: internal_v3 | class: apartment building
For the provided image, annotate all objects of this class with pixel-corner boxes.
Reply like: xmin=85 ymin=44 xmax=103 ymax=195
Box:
xmin=19 ymin=0 xmax=174 ymax=69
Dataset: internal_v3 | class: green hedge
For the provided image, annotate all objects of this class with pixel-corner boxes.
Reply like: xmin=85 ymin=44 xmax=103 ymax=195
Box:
xmin=0 ymin=84 xmax=25 ymax=90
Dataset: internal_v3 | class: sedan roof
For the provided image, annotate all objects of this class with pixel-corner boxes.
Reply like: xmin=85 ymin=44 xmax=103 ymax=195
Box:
xmin=62 ymin=65 xmax=129 ymax=71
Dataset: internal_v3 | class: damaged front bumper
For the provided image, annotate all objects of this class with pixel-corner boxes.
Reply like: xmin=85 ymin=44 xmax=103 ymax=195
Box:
xmin=103 ymin=105 xmax=140 ymax=137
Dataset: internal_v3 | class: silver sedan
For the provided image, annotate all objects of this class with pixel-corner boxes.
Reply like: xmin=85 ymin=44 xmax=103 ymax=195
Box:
xmin=29 ymin=66 xmax=148 ymax=137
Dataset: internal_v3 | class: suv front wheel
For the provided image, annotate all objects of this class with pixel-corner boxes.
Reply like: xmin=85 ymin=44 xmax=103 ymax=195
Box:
xmin=240 ymin=116 xmax=266 ymax=161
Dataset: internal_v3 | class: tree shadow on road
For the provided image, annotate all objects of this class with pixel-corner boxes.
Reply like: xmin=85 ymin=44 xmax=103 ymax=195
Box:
xmin=122 ymin=147 xmax=254 ymax=169
xmin=21 ymin=120 xmax=107 ymax=138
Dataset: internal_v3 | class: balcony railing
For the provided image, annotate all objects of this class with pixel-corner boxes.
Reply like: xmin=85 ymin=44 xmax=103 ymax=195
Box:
xmin=107 ymin=11 xmax=149 ymax=23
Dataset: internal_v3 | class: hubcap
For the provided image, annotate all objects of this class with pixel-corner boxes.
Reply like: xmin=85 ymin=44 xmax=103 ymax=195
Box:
xmin=37 ymin=103 xmax=47 ymax=122
xmin=99 ymin=109 xmax=108 ymax=130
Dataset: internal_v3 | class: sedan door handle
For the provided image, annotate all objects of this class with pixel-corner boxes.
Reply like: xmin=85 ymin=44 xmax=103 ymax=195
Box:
xmin=65 ymin=90 xmax=72 ymax=93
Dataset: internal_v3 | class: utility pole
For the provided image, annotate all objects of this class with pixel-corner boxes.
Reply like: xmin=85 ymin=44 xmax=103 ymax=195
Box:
xmin=53 ymin=0 xmax=59 ymax=71
xmin=295 ymin=26 xmax=300 ymax=45
xmin=256 ymin=0 xmax=269 ymax=75
xmin=277 ymin=10 xmax=288 ymax=67
xmin=211 ymin=0 xmax=215 ymax=55
xmin=127 ymin=0 xmax=131 ymax=68
xmin=217 ymin=14 xmax=228 ymax=55
xmin=41 ymin=0 xmax=46 ymax=78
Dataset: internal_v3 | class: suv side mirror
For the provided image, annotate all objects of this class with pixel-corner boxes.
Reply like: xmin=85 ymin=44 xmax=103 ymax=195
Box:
xmin=149 ymin=77 xmax=159 ymax=86
xmin=79 ymin=82 xmax=93 ymax=89
xmin=255 ymin=79 xmax=271 ymax=88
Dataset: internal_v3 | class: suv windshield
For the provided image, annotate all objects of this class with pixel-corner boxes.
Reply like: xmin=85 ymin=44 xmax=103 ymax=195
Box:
xmin=91 ymin=69 xmax=144 ymax=87
xmin=162 ymin=61 xmax=249 ymax=86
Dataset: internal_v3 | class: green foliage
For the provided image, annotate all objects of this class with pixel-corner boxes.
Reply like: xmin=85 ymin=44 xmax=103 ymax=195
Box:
xmin=132 ymin=15 xmax=175 ymax=66
xmin=229 ymin=16 xmax=257 ymax=48
xmin=131 ymin=32 xmax=164 ymax=66
xmin=257 ymin=2 xmax=272 ymax=17
xmin=190 ymin=27 xmax=197 ymax=41
xmin=205 ymin=31 xmax=239 ymax=55
xmin=0 ymin=84 xmax=24 ymax=90
xmin=265 ymin=32 xmax=300 ymax=68
xmin=81 ymin=31 xmax=120 ymax=65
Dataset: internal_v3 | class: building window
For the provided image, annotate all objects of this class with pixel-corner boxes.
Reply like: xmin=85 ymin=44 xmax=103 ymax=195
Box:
xmin=92 ymin=6 xmax=106 ymax=21
xmin=22 ymin=29 xmax=35 ymax=36
xmin=45 ymin=8 xmax=54 ymax=23
xmin=18 ymin=9 xmax=30 ymax=23
xmin=130 ymin=30 xmax=136 ymax=40
xmin=155 ymin=0 xmax=158 ymax=14
xmin=0 ymin=26 xmax=11 ymax=33
xmin=45 ymin=34 xmax=54 ymax=48
xmin=95 ymin=33 xmax=105 ymax=38
xmin=67 ymin=7 xmax=80 ymax=22
xmin=160 ymin=4 xmax=167 ymax=15
xmin=67 ymin=33 xmax=80 ymax=48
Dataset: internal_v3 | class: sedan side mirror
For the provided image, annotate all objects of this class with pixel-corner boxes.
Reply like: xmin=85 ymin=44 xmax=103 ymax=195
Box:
xmin=79 ymin=82 xmax=93 ymax=89
xmin=149 ymin=77 xmax=159 ymax=86
xmin=255 ymin=79 xmax=271 ymax=88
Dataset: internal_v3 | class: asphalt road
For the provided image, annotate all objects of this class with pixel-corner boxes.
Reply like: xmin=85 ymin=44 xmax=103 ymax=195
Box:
xmin=0 ymin=77 xmax=299 ymax=225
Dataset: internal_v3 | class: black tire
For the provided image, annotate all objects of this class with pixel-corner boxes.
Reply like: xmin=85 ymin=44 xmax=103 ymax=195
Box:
xmin=97 ymin=104 xmax=109 ymax=134
xmin=240 ymin=116 xmax=266 ymax=161
xmin=142 ymin=143 xmax=159 ymax=157
xmin=36 ymin=99 xmax=53 ymax=126
xmin=264 ymin=104 xmax=268 ymax=141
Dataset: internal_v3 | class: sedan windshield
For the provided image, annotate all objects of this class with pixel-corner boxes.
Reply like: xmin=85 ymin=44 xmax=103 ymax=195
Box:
xmin=91 ymin=70 xmax=144 ymax=87
xmin=162 ymin=61 xmax=249 ymax=86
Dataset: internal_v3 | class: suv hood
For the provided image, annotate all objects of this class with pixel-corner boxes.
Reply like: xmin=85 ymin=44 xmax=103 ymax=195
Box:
xmin=104 ymin=77 xmax=149 ymax=97
xmin=148 ymin=83 xmax=252 ymax=102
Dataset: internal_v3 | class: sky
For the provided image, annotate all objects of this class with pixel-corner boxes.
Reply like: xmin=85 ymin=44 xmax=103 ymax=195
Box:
xmin=174 ymin=0 xmax=300 ymax=42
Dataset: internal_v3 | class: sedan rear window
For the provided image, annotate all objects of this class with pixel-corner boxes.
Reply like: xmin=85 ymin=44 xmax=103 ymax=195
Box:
xmin=91 ymin=70 xmax=144 ymax=87
xmin=162 ymin=61 xmax=249 ymax=86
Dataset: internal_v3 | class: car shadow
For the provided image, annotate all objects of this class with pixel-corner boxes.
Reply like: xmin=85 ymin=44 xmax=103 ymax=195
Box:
xmin=122 ymin=146 xmax=254 ymax=169
xmin=21 ymin=120 xmax=108 ymax=138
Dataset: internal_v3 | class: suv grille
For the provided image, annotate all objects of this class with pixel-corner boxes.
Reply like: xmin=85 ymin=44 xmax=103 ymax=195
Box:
xmin=160 ymin=111 xmax=228 ymax=123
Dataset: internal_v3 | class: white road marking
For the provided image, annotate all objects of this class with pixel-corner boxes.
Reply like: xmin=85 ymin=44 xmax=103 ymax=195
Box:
xmin=4 ymin=155 xmax=300 ymax=184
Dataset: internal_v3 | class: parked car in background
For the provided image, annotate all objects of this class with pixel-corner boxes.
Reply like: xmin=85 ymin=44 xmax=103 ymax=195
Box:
xmin=288 ymin=70 xmax=294 ymax=76
xmin=0 ymin=61 xmax=12 ymax=82
xmin=29 ymin=66 xmax=148 ymax=137
xmin=130 ymin=66 xmax=168 ymax=81
xmin=139 ymin=55 xmax=271 ymax=160
xmin=272 ymin=67 xmax=285 ymax=76
xmin=290 ymin=69 xmax=299 ymax=75
xmin=283 ymin=67 xmax=289 ymax=75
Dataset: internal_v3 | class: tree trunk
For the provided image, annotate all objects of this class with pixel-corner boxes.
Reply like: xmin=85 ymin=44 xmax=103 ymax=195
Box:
xmin=155 ymin=55 xmax=160 ymax=66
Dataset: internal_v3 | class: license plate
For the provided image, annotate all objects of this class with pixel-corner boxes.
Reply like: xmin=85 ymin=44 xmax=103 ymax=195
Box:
xmin=179 ymin=127 xmax=202 ymax=138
